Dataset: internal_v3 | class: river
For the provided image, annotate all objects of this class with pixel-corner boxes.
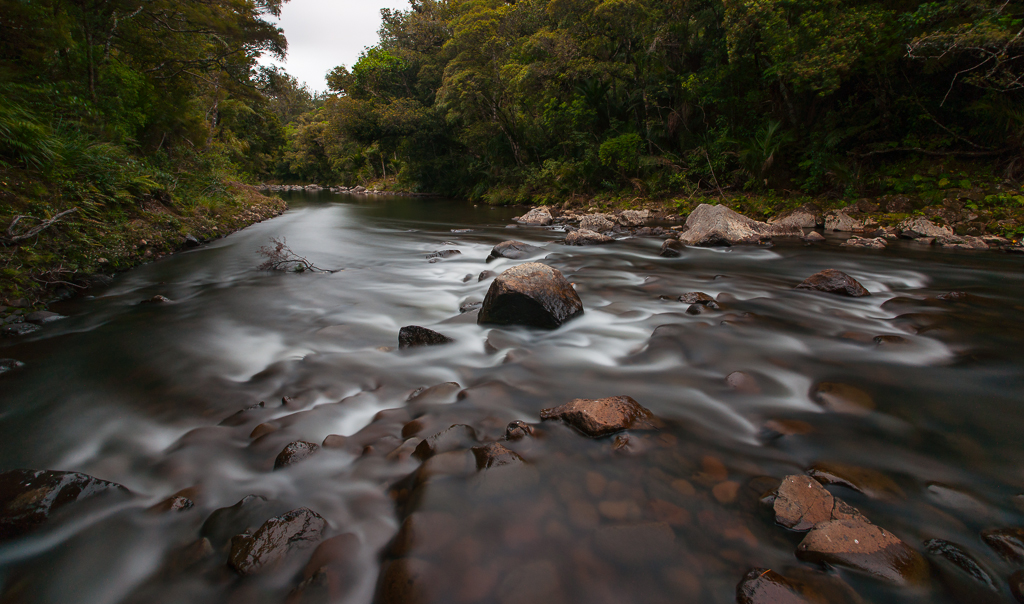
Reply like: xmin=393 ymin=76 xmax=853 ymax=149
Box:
xmin=1 ymin=192 xmax=1023 ymax=604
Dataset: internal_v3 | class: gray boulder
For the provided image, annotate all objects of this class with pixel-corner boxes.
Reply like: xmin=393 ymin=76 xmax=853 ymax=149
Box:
xmin=899 ymin=217 xmax=953 ymax=239
xmin=580 ymin=214 xmax=614 ymax=232
xmin=517 ymin=207 xmax=553 ymax=226
xmin=487 ymin=241 xmax=543 ymax=262
xmin=678 ymin=204 xmax=798 ymax=246
xmin=478 ymin=263 xmax=583 ymax=329
xmin=824 ymin=211 xmax=864 ymax=232
xmin=565 ymin=229 xmax=613 ymax=245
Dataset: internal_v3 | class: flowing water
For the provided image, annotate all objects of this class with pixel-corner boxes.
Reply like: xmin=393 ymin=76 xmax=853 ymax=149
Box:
xmin=1 ymin=192 xmax=1023 ymax=604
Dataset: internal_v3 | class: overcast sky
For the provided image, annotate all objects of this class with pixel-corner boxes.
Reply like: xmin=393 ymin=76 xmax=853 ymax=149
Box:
xmin=260 ymin=0 xmax=411 ymax=93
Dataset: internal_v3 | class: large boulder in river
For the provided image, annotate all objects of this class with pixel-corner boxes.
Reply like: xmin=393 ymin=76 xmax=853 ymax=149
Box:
xmin=0 ymin=469 xmax=129 ymax=541
xmin=228 ymin=507 xmax=325 ymax=575
xmin=769 ymin=204 xmax=820 ymax=229
xmin=540 ymin=396 xmax=659 ymax=437
xmin=824 ymin=211 xmax=863 ymax=232
xmin=488 ymin=241 xmax=543 ymax=261
xmin=478 ymin=263 xmax=583 ymax=329
xmin=679 ymin=204 xmax=798 ymax=246
xmin=795 ymin=269 xmax=870 ymax=297
xmin=517 ymin=207 xmax=553 ymax=226
xmin=565 ymin=229 xmax=613 ymax=245
xmin=617 ymin=209 xmax=649 ymax=227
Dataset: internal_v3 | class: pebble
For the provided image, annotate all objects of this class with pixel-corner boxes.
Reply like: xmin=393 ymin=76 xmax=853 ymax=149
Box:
xmin=540 ymin=396 xmax=659 ymax=437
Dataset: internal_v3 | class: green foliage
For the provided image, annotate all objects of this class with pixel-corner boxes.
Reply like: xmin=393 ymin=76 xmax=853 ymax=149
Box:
xmin=599 ymin=133 xmax=643 ymax=176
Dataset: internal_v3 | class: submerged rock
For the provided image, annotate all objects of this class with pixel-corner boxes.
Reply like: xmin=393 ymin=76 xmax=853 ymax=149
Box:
xmin=471 ymin=442 xmax=525 ymax=469
xmin=414 ymin=424 xmax=479 ymax=460
xmin=200 ymin=495 xmax=293 ymax=549
xmin=487 ymin=241 xmax=543 ymax=261
xmin=0 ymin=469 xmax=129 ymax=541
xmin=796 ymin=517 xmax=928 ymax=585
xmin=565 ymin=229 xmax=613 ymax=245
xmin=811 ymin=382 xmax=876 ymax=414
xmin=678 ymin=292 xmax=719 ymax=309
xmin=924 ymin=538 xmax=999 ymax=592
xmin=24 ymin=311 xmax=65 ymax=324
xmin=594 ymin=522 xmax=675 ymax=565
xmin=981 ymin=528 xmax=1024 ymax=563
xmin=274 ymin=441 xmax=320 ymax=469
xmin=478 ymin=263 xmax=583 ymax=329
xmin=795 ymin=269 xmax=870 ymax=297
xmin=806 ymin=462 xmax=904 ymax=500
xmin=1 ymin=323 xmax=39 ymax=337
xmin=1011 ymin=570 xmax=1024 ymax=603
xmin=678 ymin=204 xmax=797 ymax=246
xmin=399 ymin=326 xmax=454 ymax=349
xmin=517 ymin=207 xmax=553 ymax=226
xmin=228 ymin=507 xmax=325 ymax=575
xmin=773 ymin=475 xmax=861 ymax=532
xmin=504 ymin=420 xmax=535 ymax=441
xmin=540 ymin=396 xmax=658 ymax=437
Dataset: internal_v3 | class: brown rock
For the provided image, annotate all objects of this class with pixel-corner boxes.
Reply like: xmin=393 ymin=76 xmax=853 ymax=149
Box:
xmin=407 ymin=382 xmax=462 ymax=403
xmin=478 ymin=263 xmax=584 ymax=329
xmin=0 ymin=469 xmax=129 ymax=541
xmin=594 ymin=522 xmax=675 ymax=565
xmin=228 ymin=507 xmax=326 ymax=575
xmin=760 ymin=419 xmax=814 ymax=439
xmin=322 ymin=434 xmax=348 ymax=449
xmin=726 ymin=371 xmax=761 ymax=394
xmin=811 ymin=382 xmax=875 ymax=414
xmin=391 ymin=512 xmax=461 ymax=557
xmin=679 ymin=203 xmax=797 ymax=246
xmin=539 ymin=396 xmax=658 ymax=437
xmin=504 ymin=420 xmax=535 ymax=440
xmin=471 ymin=442 xmax=525 ymax=470
xmin=377 ymin=558 xmax=436 ymax=604
xmin=565 ymin=229 xmax=614 ymax=245
xmin=806 ymin=462 xmax=904 ymax=500
xmin=773 ymin=475 xmax=837 ymax=531
xmin=678 ymin=291 xmax=719 ymax=308
xmin=274 ymin=441 xmax=320 ymax=469
xmin=649 ymin=499 xmax=691 ymax=526
xmin=714 ymin=481 xmax=741 ymax=504
xmin=250 ymin=422 xmax=279 ymax=439
xmin=199 ymin=495 xmax=292 ymax=549
xmin=981 ymin=528 xmax=1024 ymax=563
xmin=795 ymin=270 xmax=870 ymax=297
xmin=398 ymin=326 xmax=454 ymax=349
xmin=796 ymin=518 xmax=928 ymax=584
xmin=700 ymin=455 xmax=729 ymax=483
xmin=802 ymin=231 xmax=826 ymax=242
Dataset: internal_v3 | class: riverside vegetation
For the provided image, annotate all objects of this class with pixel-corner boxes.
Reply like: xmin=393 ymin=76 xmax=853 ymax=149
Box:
xmin=2 ymin=0 xmax=1024 ymax=306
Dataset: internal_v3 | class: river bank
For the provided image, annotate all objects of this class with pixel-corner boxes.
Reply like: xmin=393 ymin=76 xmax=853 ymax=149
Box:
xmin=0 ymin=182 xmax=286 ymax=316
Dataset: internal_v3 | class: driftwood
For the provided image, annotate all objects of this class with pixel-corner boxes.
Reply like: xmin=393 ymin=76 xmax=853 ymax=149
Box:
xmin=2 ymin=208 xmax=78 ymax=245
xmin=256 ymin=237 xmax=340 ymax=273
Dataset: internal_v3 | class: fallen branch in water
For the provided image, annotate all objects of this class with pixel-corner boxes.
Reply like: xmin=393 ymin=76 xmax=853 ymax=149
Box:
xmin=2 ymin=208 xmax=78 ymax=246
xmin=256 ymin=237 xmax=340 ymax=273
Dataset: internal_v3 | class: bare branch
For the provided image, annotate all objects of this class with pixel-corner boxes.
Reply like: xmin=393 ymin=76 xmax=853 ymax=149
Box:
xmin=2 ymin=209 xmax=78 ymax=246
xmin=256 ymin=237 xmax=340 ymax=273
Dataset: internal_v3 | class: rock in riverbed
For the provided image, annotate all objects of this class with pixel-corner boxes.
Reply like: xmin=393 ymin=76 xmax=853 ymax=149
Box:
xmin=736 ymin=568 xmax=864 ymax=604
xmin=228 ymin=507 xmax=325 ymax=575
xmin=540 ymin=396 xmax=659 ymax=437
xmin=824 ymin=211 xmax=863 ymax=232
xmin=517 ymin=207 xmax=553 ymax=226
xmin=478 ymin=263 xmax=583 ymax=329
xmin=0 ymin=469 xmax=129 ymax=541
xmin=0 ymin=359 xmax=25 ymax=374
xmin=796 ymin=269 xmax=870 ymax=297
xmin=797 ymin=517 xmax=928 ymax=585
xmin=565 ymin=229 xmax=613 ymax=245
xmin=580 ymin=214 xmax=614 ymax=232
xmin=274 ymin=441 xmax=320 ymax=469
xmin=900 ymin=217 xmax=953 ymax=239
xmin=678 ymin=204 xmax=799 ymax=246
xmin=488 ymin=241 xmax=543 ymax=261
xmin=660 ymin=239 xmax=685 ymax=257
xmin=399 ymin=326 xmax=454 ymax=349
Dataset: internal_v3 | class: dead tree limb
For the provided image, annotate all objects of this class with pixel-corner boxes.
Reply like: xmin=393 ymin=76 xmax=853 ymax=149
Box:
xmin=2 ymin=208 xmax=78 ymax=246
xmin=256 ymin=237 xmax=340 ymax=273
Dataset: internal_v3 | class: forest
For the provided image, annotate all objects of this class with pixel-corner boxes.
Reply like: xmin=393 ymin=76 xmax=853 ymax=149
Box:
xmin=1 ymin=0 xmax=1023 ymax=300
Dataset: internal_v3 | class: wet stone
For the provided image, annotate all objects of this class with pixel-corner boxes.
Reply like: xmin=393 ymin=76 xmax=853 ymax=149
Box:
xmin=924 ymin=538 xmax=998 ymax=591
xmin=796 ymin=517 xmax=928 ymax=585
xmin=760 ymin=419 xmax=814 ymax=440
xmin=149 ymin=495 xmax=194 ymax=513
xmin=407 ymin=382 xmax=461 ymax=404
xmin=488 ymin=240 xmax=543 ymax=261
xmin=143 ymin=295 xmax=172 ymax=304
xmin=322 ymin=434 xmax=348 ymax=449
xmin=398 ymin=326 xmax=454 ymax=349
xmin=0 ymin=469 xmax=129 ymax=541
xmin=1 ymin=323 xmax=40 ymax=337
xmin=773 ymin=475 xmax=838 ymax=531
xmin=518 ymin=207 xmax=553 ymax=226
xmin=471 ymin=442 xmax=524 ymax=470
xmin=200 ymin=495 xmax=292 ymax=549
xmin=425 ymin=249 xmax=461 ymax=261
xmin=803 ymin=231 xmax=826 ymax=242
xmin=726 ymin=371 xmax=761 ymax=394
xmin=659 ymin=239 xmax=685 ymax=257
xmin=540 ymin=395 xmax=658 ymax=437
xmin=980 ymin=528 xmax=1024 ymax=563
xmin=274 ymin=441 xmax=320 ymax=469
xmin=478 ymin=263 xmax=584 ymax=329
xmin=937 ymin=291 xmax=970 ymax=301
xmin=806 ymin=462 xmax=904 ymax=500
xmin=504 ymin=420 xmax=535 ymax=440
xmin=678 ymin=292 xmax=719 ymax=309
xmin=795 ymin=270 xmax=870 ymax=297
xmin=24 ymin=311 xmax=65 ymax=324
xmin=413 ymin=424 xmax=479 ymax=460
xmin=874 ymin=335 xmax=908 ymax=345
xmin=228 ymin=507 xmax=326 ymax=575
